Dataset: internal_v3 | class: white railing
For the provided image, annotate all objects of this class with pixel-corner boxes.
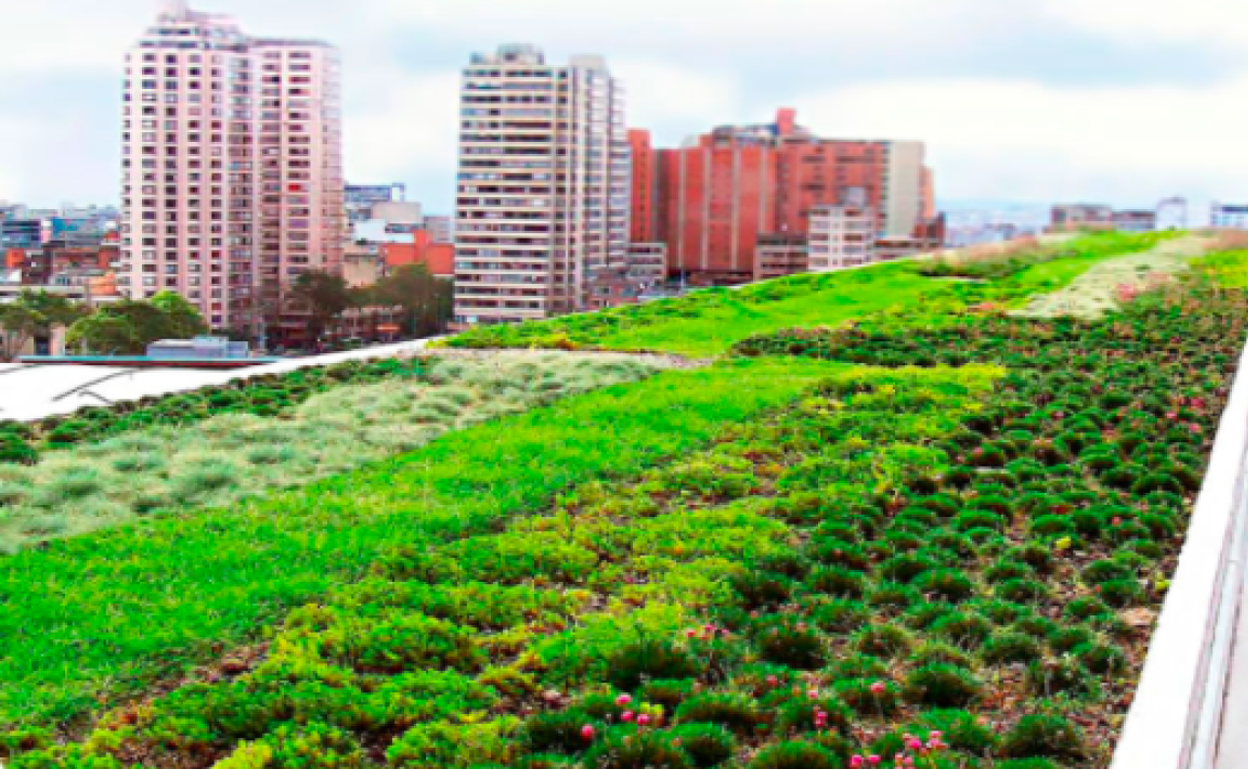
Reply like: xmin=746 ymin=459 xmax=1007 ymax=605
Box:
xmin=1114 ymin=338 xmax=1248 ymax=768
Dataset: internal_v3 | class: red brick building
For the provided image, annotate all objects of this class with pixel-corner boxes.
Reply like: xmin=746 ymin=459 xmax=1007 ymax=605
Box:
xmin=629 ymin=129 xmax=658 ymax=244
xmin=633 ymin=108 xmax=934 ymax=284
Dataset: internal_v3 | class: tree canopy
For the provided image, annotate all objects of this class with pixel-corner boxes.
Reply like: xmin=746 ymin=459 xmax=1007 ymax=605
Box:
xmin=0 ymin=291 xmax=88 ymax=362
xmin=66 ymin=295 xmax=208 ymax=356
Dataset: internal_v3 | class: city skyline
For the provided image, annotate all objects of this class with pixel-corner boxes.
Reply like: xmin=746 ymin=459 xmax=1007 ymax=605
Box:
xmin=2 ymin=0 xmax=1246 ymax=213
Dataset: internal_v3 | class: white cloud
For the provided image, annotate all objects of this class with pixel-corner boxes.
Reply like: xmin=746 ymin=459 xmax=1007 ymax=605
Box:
xmin=1042 ymin=0 xmax=1248 ymax=49
xmin=344 ymin=70 xmax=461 ymax=188
xmin=799 ymin=75 xmax=1248 ymax=203
xmin=379 ymin=0 xmax=994 ymax=54
xmin=613 ymin=60 xmax=742 ymax=135
xmin=0 ymin=0 xmax=1243 ymax=207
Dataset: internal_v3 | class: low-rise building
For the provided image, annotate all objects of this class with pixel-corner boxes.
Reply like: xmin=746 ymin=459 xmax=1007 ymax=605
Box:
xmin=1051 ymin=203 xmax=1115 ymax=231
xmin=1212 ymin=203 xmax=1248 ymax=230
xmin=754 ymin=234 xmax=810 ymax=281
xmin=809 ymin=206 xmax=876 ymax=272
xmin=1114 ymin=210 xmax=1159 ymax=232
xmin=626 ymin=243 xmax=667 ymax=290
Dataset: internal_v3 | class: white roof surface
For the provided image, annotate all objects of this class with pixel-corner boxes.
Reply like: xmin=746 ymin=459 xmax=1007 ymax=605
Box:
xmin=0 ymin=339 xmax=435 ymax=422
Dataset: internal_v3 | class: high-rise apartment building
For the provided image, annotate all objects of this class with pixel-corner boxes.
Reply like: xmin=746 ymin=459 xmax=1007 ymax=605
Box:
xmin=453 ymin=44 xmax=629 ymax=327
xmin=118 ymin=1 xmax=344 ymax=333
xmin=632 ymin=109 xmax=933 ymax=284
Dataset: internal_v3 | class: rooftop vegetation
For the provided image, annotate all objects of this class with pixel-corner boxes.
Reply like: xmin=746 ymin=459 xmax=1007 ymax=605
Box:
xmin=0 ymin=230 xmax=1239 ymax=769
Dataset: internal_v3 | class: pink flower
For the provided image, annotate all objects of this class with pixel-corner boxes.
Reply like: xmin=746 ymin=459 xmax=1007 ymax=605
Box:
xmin=1167 ymin=412 xmax=1178 ymax=420
xmin=615 ymin=694 xmax=632 ymax=707
xmin=851 ymin=757 xmax=865 ymax=769
xmin=766 ymin=675 xmax=779 ymax=687
xmin=1191 ymin=423 xmax=1204 ymax=434
xmin=807 ymin=688 xmax=820 ymax=699
xmin=581 ymin=725 xmax=596 ymax=741
xmin=868 ymin=755 xmax=882 ymax=767
xmin=637 ymin=714 xmax=652 ymax=727
xmin=870 ymin=681 xmax=887 ymax=695
xmin=621 ymin=711 xmax=635 ymax=723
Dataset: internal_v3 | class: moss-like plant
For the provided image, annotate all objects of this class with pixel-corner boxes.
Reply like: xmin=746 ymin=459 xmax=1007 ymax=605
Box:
xmin=903 ymin=664 xmax=983 ymax=707
xmin=668 ymin=723 xmax=736 ymax=767
xmin=1000 ymin=714 xmax=1085 ymax=762
xmin=852 ymin=624 xmax=914 ymax=659
xmin=748 ymin=741 xmax=843 ymax=769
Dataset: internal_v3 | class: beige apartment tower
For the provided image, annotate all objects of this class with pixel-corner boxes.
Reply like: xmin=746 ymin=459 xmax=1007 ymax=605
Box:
xmin=453 ymin=44 xmax=629 ymax=327
xmin=118 ymin=1 xmax=344 ymax=333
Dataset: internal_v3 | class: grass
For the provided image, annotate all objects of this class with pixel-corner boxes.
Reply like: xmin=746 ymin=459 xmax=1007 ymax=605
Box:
xmin=0 ymin=354 xmax=661 ymax=553
xmin=442 ymin=232 xmax=1176 ymax=358
xmin=1195 ymin=248 xmax=1248 ymax=288
xmin=0 ymin=357 xmax=843 ymax=729
xmin=586 ymin=263 xmax=937 ymax=357
xmin=1015 ymin=233 xmax=1204 ymax=318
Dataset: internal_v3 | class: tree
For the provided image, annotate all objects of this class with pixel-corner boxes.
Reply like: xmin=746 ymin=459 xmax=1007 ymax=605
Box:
xmin=150 ymin=291 xmax=208 ymax=339
xmin=370 ymin=264 xmax=454 ymax=337
xmin=65 ymin=314 xmax=140 ymax=355
xmin=0 ymin=291 xmax=88 ymax=362
xmin=289 ymin=271 xmax=352 ymax=344
xmin=65 ymin=295 xmax=208 ymax=355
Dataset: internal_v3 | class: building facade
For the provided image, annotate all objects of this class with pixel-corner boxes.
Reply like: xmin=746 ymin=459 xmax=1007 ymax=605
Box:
xmin=453 ymin=44 xmax=629 ymax=327
xmin=345 ymin=183 xmax=406 ymax=223
xmin=1113 ymin=210 xmax=1159 ymax=232
xmin=1050 ymin=203 xmax=1114 ymax=231
xmin=423 ymin=215 xmax=454 ymax=244
xmin=754 ymin=233 xmax=809 ymax=281
xmin=1212 ymin=203 xmax=1248 ymax=230
xmin=628 ymin=129 xmax=657 ymax=243
xmin=117 ymin=1 xmax=344 ymax=334
xmin=625 ymin=242 xmax=666 ymax=289
xmin=636 ymin=108 xmax=932 ymax=284
xmin=808 ymin=205 xmax=876 ymax=272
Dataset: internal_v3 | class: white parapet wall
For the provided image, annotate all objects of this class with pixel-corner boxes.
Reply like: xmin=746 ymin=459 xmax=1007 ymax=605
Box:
xmin=1113 ymin=338 xmax=1248 ymax=768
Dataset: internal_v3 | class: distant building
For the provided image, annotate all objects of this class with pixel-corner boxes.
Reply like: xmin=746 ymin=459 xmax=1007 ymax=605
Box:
xmin=342 ymin=241 xmax=384 ymax=287
xmin=367 ymin=201 xmax=423 ymax=235
xmin=1050 ymin=204 xmax=1115 ymax=231
xmin=1212 ymin=203 xmax=1248 ymax=230
xmin=626 ymin=243 xmax=667 ymax=290
xmin=345 ymin=183 xmax=406 ymax=223
xmin=809 ymin=205 xmax=877 ymax=272
xmin=755 ymin=234 xmax=810 ymax=281
xmin=4 ymin=241 xmax=119 ymax=289
xmin=875 ymin=235 xmax=941 ymax=262
xmin=629 ymin=129 xmax=658 ymax=244
xmin=453 ymin=44 xmax=629 ymax=326
xmin=1156 ymin=197 xmax=1188 ymax=231
xmin=1 ymin=219 xmax=43 ymax=249
xmin=423 ymin=215 xmax=454 ymax=244
xmin=1113 ymin=210 xmax=1158 ymax=233
xmin=632 ymin=108 xmax=931 ymax=285
xmin=383 ymin=230 xmax=455 ymax=278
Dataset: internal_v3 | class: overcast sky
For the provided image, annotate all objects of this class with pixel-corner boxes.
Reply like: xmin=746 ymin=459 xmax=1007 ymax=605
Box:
xmin=1 ymin=0 xmax=1245 ymax=214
